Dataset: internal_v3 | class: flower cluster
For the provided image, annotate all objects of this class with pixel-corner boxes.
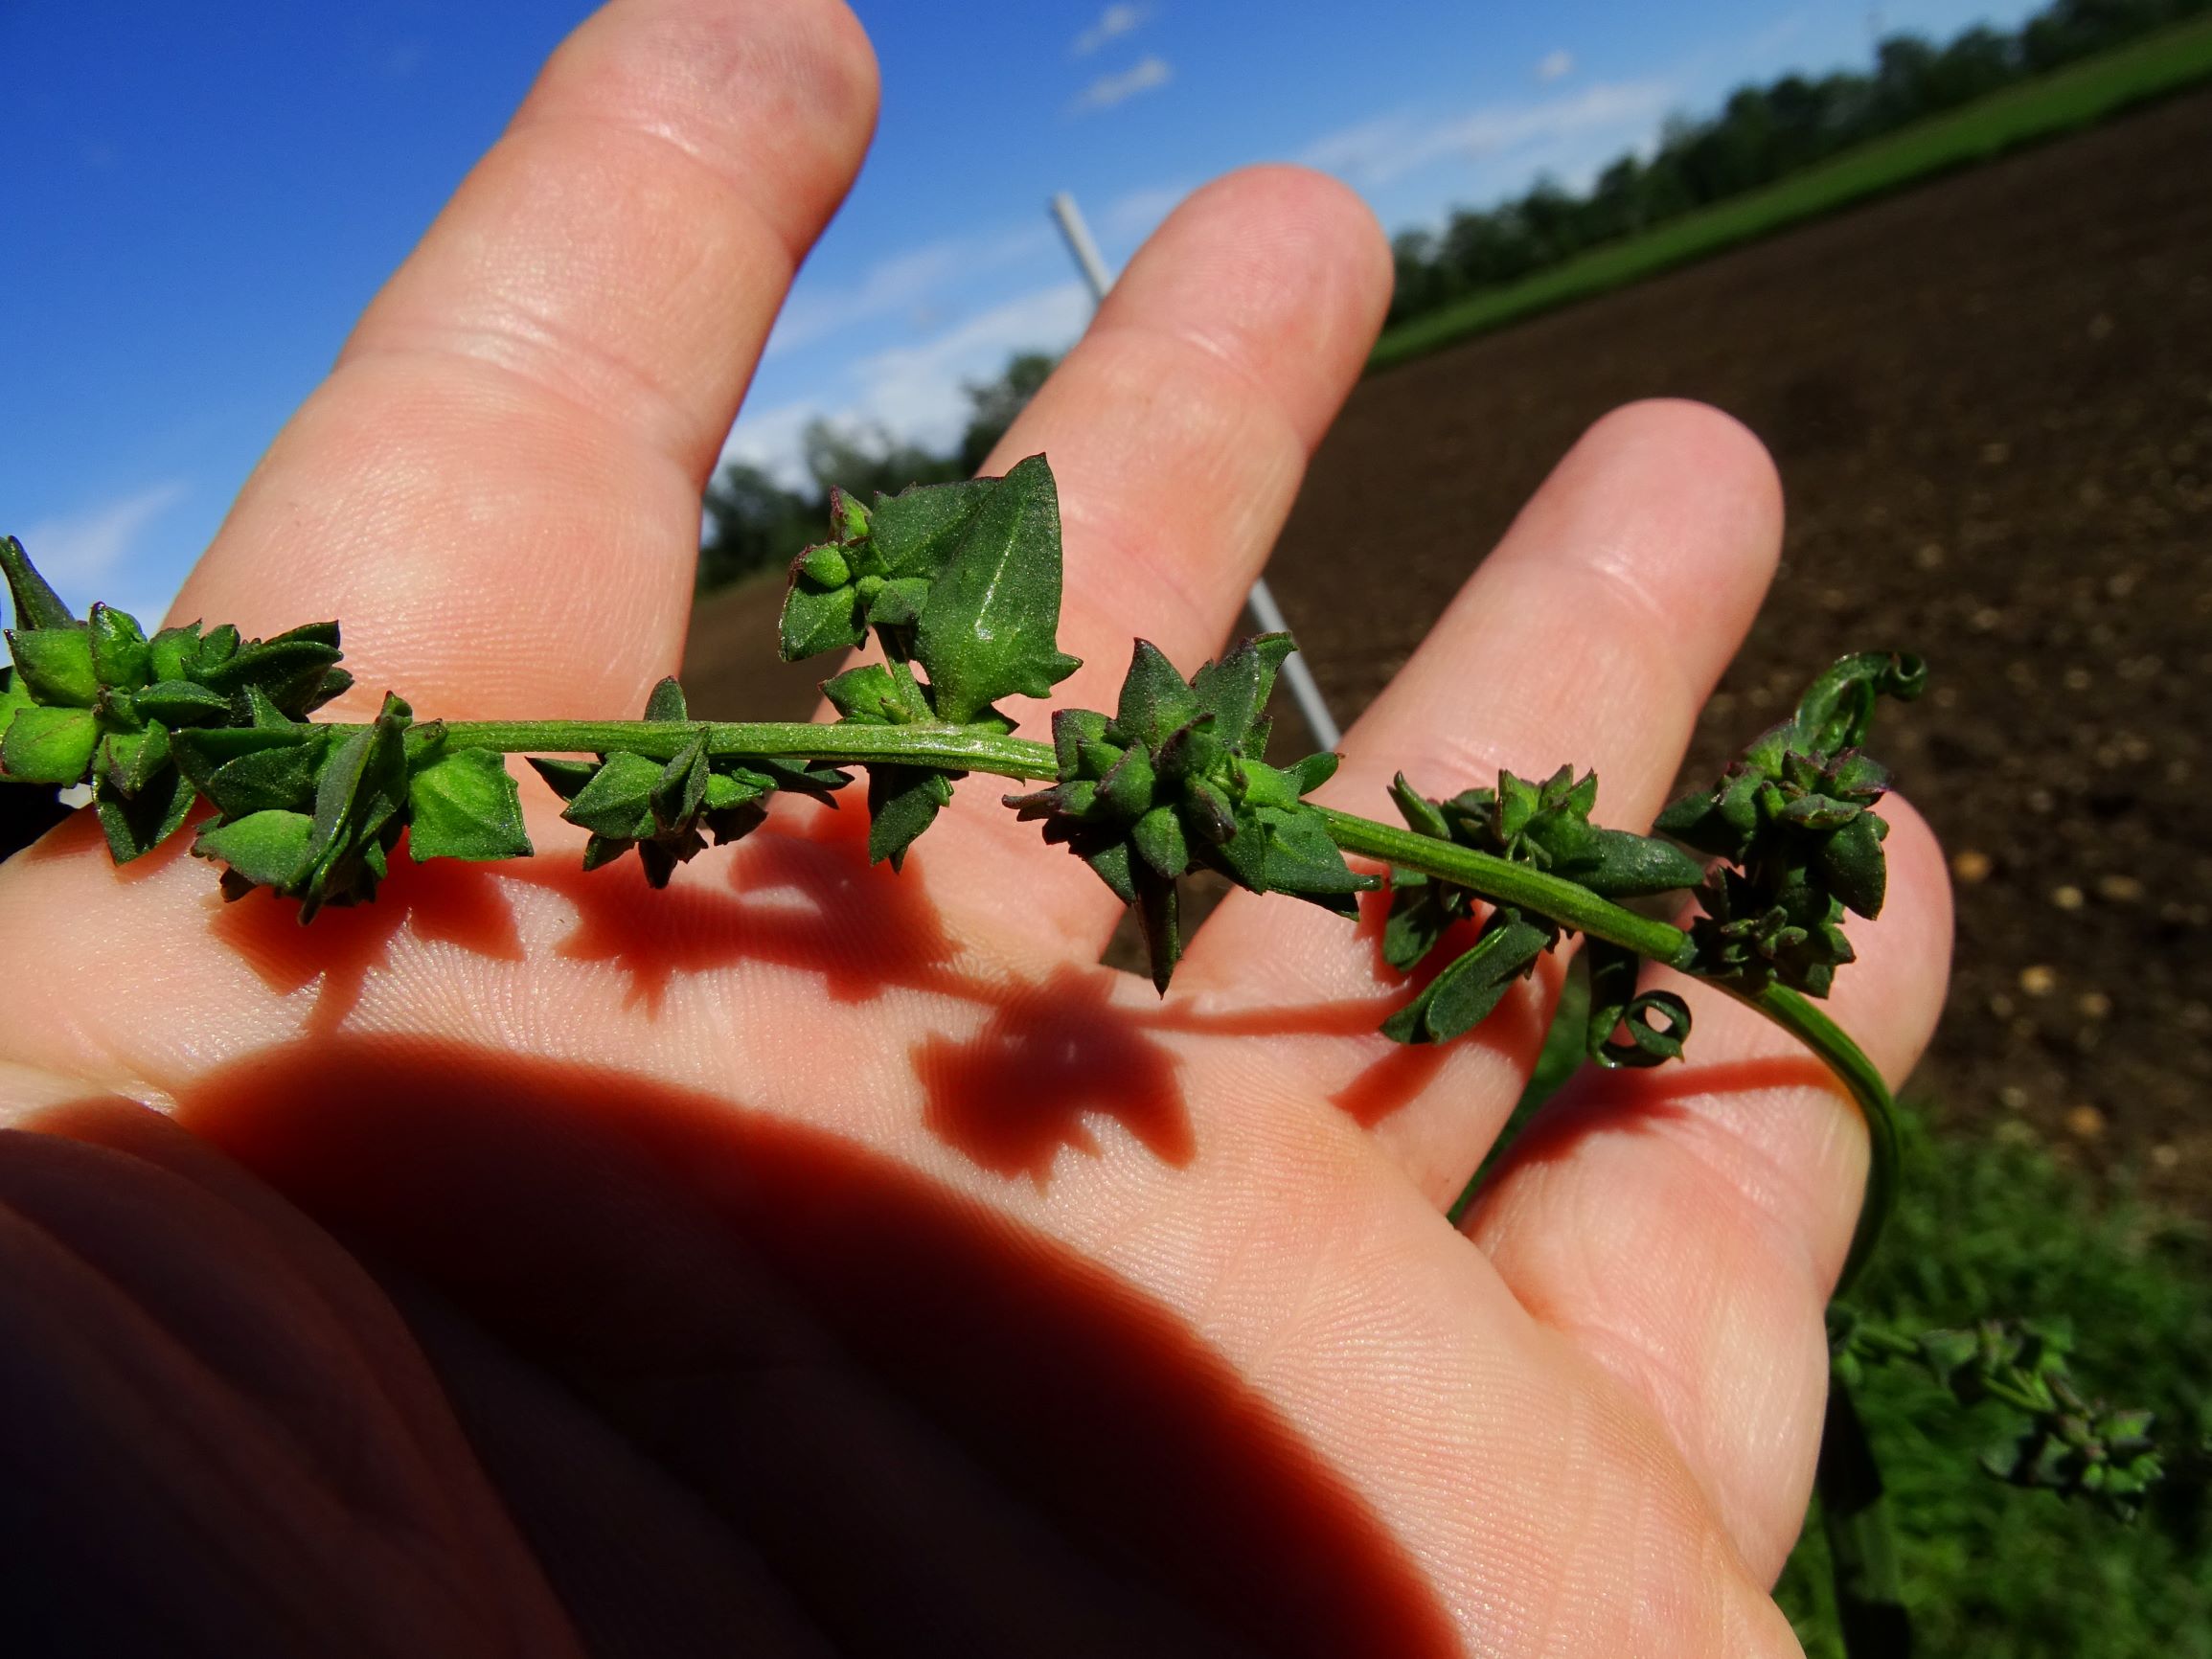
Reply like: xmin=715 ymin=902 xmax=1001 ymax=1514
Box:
xmin=1 ymin=534 xmax=353 ymax=864
xmin=1657 ymin=651 xmax=1926 ymax=996
xmin=1380 ymin=766 xmax=1703 ymax=1047
xmin=1006 ymin=633 xmax=1366 ymax=990
xmin=531 ymin=676 xmax=846 ymax=888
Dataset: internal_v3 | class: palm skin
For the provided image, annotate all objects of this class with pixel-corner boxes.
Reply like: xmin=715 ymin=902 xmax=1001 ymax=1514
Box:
xmin=0 ymin=3 xmax=1951 ymax=1653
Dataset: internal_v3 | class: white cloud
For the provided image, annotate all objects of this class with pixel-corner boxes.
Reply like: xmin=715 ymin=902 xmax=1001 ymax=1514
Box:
xmin=763 ymin=222 xmax=1056 ymax=359
xmin=1070 ymin=55 xmax=1173 ymax=115
xmin=1536 ymin=49 xmax=1574 ymax=82
xmin=12 ymin=482 xmax=188 ymax=617
xmin=724 ymin=282 xmax=1095 ymax=488
xmin=1299 ymin=79 xmax=1675 ymax=189
xmin=1071 ymin=3 xmax=1149 ymax=57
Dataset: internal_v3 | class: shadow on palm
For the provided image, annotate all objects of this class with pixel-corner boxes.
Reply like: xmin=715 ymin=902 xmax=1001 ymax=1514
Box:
xmin=9 ymin=804 xmax=1475 ymax=1654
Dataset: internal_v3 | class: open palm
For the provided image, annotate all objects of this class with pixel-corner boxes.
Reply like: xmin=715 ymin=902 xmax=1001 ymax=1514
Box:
xmin=0 ymin=3 xmax=1951 ymax=1653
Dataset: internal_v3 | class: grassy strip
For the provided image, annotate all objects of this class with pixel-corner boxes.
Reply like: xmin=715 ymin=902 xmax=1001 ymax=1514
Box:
xmin=1371 ymin=17 xmax=2212 ymax=370
xmin=1777 ymin=1106 xmax=2212 ymax=1657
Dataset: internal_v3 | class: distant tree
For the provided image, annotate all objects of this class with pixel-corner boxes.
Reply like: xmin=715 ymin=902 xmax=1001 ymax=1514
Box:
xmin=955 ymin=350 xmax=1058 ymax=474
xmin=698 ymin=461 xmax=814 ymax=593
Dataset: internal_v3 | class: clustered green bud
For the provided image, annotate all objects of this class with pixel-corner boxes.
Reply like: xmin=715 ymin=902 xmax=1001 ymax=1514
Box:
xmin=1658 ymin=651 xmax=1925 ymax=996
xmin=530 ymin=676 xmax=845 ymax=888
xmin=1380 ymin=766 xmax=1703 ymax=1048
xmin=1 ymin=533 xmax=353 ymax=865
xmin=1007 ymin=633 xmax=1367 ymax=991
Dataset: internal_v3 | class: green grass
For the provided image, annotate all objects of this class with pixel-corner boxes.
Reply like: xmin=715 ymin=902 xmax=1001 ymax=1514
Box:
xmin=1778 ymin=1105 xmax=2212 ymax=1656
xmin=1371 ymin=17 xmax=2212 ymax=370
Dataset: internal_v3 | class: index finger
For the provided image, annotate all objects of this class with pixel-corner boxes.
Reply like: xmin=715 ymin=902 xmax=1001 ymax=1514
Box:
xmin=169 ymin=0 xmax=878 ymax=720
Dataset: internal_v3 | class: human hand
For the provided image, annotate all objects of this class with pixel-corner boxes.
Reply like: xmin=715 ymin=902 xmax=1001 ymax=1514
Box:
xmin=0 ymin=3 xmax=1950 ymax=1653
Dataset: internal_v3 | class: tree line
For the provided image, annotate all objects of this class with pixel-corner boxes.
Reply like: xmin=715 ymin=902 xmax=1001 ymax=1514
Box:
xmin=1386 ymin=0 xmax=2209 ymax=326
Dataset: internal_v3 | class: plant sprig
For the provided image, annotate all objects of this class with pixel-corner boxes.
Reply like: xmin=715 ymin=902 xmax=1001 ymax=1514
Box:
xmin=0 ymin=463 xmax=1921 ymax=1204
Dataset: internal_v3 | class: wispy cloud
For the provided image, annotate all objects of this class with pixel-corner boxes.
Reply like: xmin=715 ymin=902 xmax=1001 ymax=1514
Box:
xmin=764 ymin=222 xmax=1056 ymax=359
xmin=1299 ymin=79 xmax=1675 ymax=189
xmin=726 ymin=282 xmax=1095 ymax=489
xmin=1536 ymin=49 xmax=1574 ymax=82
xmin=12 ymin=482 xmax=189 ymax=617
xmin=1071 ymin=3 xmax=1150 ymax=57
xmin=1070 ymin=55 xmax=1173 ymax=115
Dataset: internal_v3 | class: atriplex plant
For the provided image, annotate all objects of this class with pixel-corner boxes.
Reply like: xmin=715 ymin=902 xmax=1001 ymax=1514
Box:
xmin=0 ymin=455 xmax=2188 ymax=1650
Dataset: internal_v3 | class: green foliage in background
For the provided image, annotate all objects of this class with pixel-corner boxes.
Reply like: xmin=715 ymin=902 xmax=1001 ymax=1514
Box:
xmin=1778 ymin=1108 xmax=2212 ymax=1655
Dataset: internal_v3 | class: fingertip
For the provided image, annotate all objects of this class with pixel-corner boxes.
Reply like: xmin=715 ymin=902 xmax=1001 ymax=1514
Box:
xmin=1569 ymin=398 xmax=1785 ymax=586
xmin=1095 ymin=166 xmax=1393 ymax=449
xmin=529 ymin=0 xmax=882 ymax=254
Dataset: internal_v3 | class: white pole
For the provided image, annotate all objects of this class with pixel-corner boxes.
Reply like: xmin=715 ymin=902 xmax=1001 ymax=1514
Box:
xmin=1048 ymin=192 xmax=1343 ymax=751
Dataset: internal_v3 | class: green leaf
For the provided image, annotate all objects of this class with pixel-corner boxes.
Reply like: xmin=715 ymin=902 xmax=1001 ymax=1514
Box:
xmin=1 ymin=703 xmax=99 ymax=784
xmin=1790 ymin=651 xmax=1927 ymax=754
xmin=644 ymin=675 xmax=689 ymax=723
xmin=559 ymin=750 xmax=662 ymax=839
xmin=526 ymin=756 xmax=598 ymax=802
xmin=147 ymin=625 xmax=201 ymax=685
xmin=1818 ymin=809 xmax=1889 ymax=918
xmin=407 ymin=747 xmax=532 ymax=862
xmin=1190 ymin=632 xmax=1296 ymax=756
xmin=202 ymin=739 xmax=325 ymax=817
xmin=1 ymin=535 xmax=79 ymax=630
xmin=863 ymin=576 xmax=933 ymax=634
xmin=1114 ymin=640 xmax=1198 ymax=749
xmin=195 ymin=625 xmax=344 ymax=705
xmin=194 ymin=808 xmax=316 ymax=889
xmin=1235 ymin=803 xmax=1376 ymax=912
xmin=778 ymin=571 xmax=865 ymax=662
xmin=868 ymin=475 xmax=999 ymax=580
xmin=89 ymin=604 xmax=152 ymax=691
xmin=98 ymin=722 xmax=171 ymax=796
xmin=1130 ymin=803 xmax=1188 ymax=877
xmin=1557 ymin=827 xmax=1707 ymax=898
xmin=0 ymin=667 xmax=32 ymax=733
xmin=93 ymin=765 xmax=196 ymax=864
xmin=912 ymin=454 xmax=1082 ymax=723
xmin=1285 ymin=751 xmax=1339 ymax=796
xmin=1381 ymin=911 xmax=1550 ymax=1044
xmin=652 ymin=733 xmax=710 ymax=831
xmin=864 ymin=764 xmax=953 ymax=870
xmin=1382 ymin=876 xmax=1451 ymax=971
xmin=1135 ymin=864 xmax=1181 ymax=993
xmin=8 ymin=625 xmax=98 ymax=707
xmin=821 ymin=664 xmax=903 ymax=724
xmin=1389 ymin=773 xmax=1451 ymax=840
xmin=134 ymin=679 xmax=235 ymax=727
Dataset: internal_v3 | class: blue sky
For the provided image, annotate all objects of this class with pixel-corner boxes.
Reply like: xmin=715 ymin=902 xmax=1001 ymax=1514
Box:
xmin=3 ymin=0 xmax=2042 ymax=626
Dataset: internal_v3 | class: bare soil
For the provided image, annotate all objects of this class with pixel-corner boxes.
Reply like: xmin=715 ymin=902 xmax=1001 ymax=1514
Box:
xmin=685 ymin=90 xmax=2212 ymax=1204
